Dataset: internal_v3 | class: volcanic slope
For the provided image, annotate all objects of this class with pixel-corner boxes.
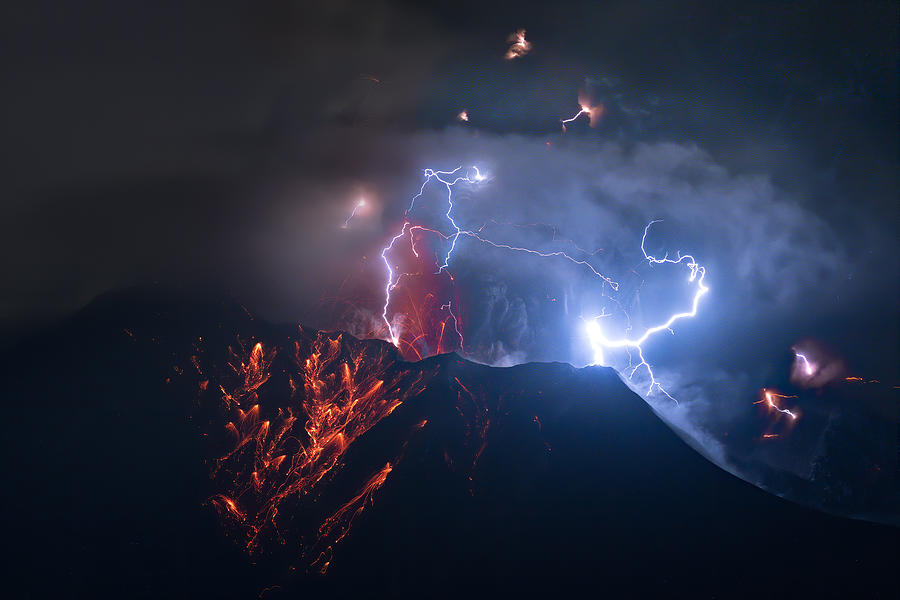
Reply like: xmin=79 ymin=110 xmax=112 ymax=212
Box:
xmin=3 ymin=288 xmax=897 ymax=599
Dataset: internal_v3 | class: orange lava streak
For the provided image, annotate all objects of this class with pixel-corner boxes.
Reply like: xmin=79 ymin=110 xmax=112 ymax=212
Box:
xmin=314 ymin=462 xmax=393 ymax=560
xmin=204 ymin=334 xmax=429 ymax=566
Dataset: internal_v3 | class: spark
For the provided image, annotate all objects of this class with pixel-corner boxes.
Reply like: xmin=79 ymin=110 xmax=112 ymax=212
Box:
xmin=584 ymin=220 xmax=708 ymax=400
xmin=505 ymin=29 xmax=532 ymax=60
xmin=457 ymin=110 xmax=469 ymax=122
xmin=342 ymin=199 xmax=366 ymax=228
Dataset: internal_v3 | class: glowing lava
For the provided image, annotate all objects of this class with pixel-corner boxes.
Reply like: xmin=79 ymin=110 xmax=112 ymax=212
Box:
xmin=200 ymin=333 xmax=432 ymax=568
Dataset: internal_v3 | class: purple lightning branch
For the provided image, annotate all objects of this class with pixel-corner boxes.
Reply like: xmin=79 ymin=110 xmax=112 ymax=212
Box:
xmin=342 ymin=199 xmax=366 ymax=228
xmin=794 ymin=351 xmax=814 ymax=376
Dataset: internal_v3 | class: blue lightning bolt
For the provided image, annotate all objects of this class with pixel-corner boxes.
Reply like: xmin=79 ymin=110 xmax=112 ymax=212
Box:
xmin=584 ymin=220 xmax=709 ymax=401
xmin=379 ymin=168 xmax=709 ymax=404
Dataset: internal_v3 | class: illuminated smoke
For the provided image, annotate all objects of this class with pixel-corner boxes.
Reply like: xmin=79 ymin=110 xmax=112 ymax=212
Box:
xmin=789 ymin=341 xmax=848 ymax=388
xmin=504 ymin=29 xmax=532 ymax=60
xmin=560 ymin=92 xmax=605 ymax=133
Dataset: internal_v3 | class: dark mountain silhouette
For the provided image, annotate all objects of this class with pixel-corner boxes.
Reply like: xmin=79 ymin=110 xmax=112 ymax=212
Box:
xmin=3 ymin=287 xmax=897 ymax=599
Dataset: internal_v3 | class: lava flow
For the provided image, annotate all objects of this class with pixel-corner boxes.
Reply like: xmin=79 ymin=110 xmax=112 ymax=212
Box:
xmin=196 ymin=331 xmax=432 ymax=570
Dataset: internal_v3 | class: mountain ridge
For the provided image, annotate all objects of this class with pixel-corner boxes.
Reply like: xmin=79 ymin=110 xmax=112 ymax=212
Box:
xmin=2 ymin=286 xmax=896 ymax=598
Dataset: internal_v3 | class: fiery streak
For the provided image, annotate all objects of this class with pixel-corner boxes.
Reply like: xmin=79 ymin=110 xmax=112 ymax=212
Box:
xmin=844 ymin=376 xmax=881 ymax=384
xmin=452 ymin=377 xmax=493 ymax=489
xmin=202 ymin=335 xmax=430 ymax=568
xmin=310 ymin=462 xmax=393 ymax=574
xmin=504 ymin=29 xmax=531 ymax=60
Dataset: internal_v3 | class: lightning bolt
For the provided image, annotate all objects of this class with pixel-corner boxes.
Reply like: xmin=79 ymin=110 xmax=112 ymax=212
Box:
xmin=379 ymin=168 xmax=709 ymax=405
xmin=755 ymin=389 xmax=799 ymax=420
xmin=560 ymin=94 xmax=605 ymax=134
xmin=381 ymin=167 xmax=483 ymax=345
xmin=561 ymin=103 xmax=591 ymax=134
xmin=381 ymin=165 xmax=622 ymax=349
xmin=793 ymin=350 xmax=814 ymax=376
xmin=584 ymin=220 xmax=708 ymax=401
xmin=342 ymin=199 xmax=366 ymax=228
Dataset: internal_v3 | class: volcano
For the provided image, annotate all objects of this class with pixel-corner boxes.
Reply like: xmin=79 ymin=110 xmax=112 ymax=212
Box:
xmin=3 ymin=288 xmax=897 ymax=599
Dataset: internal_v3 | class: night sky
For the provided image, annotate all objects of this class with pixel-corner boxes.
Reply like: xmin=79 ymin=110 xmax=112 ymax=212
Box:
xmin=3 ymin=0 xmax=898 ymax=507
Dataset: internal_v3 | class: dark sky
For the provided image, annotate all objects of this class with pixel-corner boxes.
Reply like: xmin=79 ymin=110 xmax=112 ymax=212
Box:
xmin=2 ymin=0 xmax=897 ymax=381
